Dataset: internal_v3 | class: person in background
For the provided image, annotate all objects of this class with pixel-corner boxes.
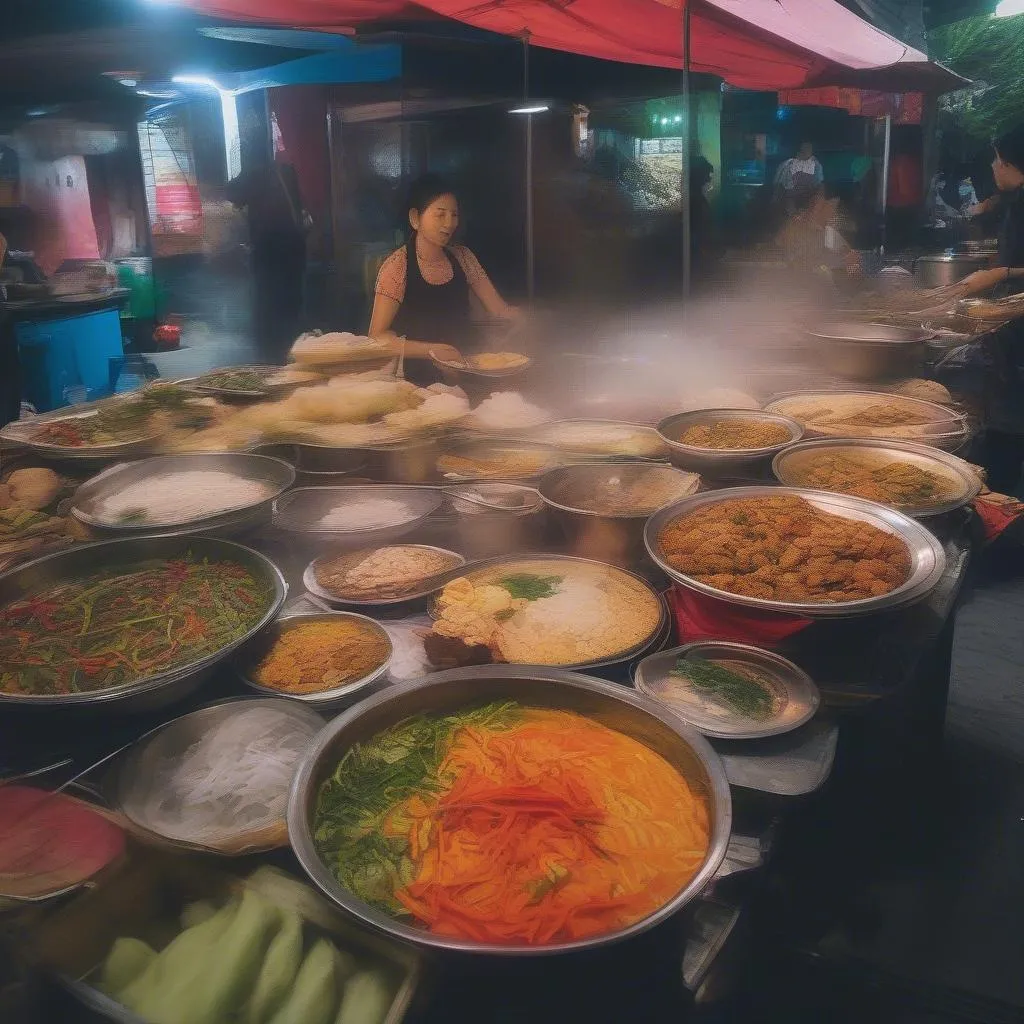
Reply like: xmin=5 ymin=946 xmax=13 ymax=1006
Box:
xmin=368 ymin=174 xmax=518 ymax=366
xmin=956 ymin=126 xmax=1024 ymax=493
xmin=775 ymin=185 xmax=861 ymax=279
xmin=774 ymin=142 xmax=824 ymax=213
xmin=926 ymin=169 xmax=964 ymax=227
xmin=227 ymin=144 xmax=308 ymax=363
xmin=886 ymin=141 xmax=924 ymax=249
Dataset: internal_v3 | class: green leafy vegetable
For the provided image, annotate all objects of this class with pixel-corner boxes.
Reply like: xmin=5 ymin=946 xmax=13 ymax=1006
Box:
xmin=671 ymin=657 xmax=779 ymax=720
xmin=497 ymin=573 xmax=562 ymax=601
xmin=313 ymin=702 xmax=521 ymax=914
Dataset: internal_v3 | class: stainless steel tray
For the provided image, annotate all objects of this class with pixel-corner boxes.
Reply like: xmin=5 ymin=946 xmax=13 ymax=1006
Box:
xmin=644 ymin=486 xmax=947 ymax=619
xmin=71 ymin=453 xmax=295 ymax=532
xmin=772 ymin=438 xmax=981 ymax=518
xmin=272 ymin=485 xmax=442 ymax=539
xmin=657 ymin=409 xmax=803 ymax=474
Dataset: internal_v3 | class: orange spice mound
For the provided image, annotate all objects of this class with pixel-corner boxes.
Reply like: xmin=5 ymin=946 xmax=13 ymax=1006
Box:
xmin=679 ymin=420 xmax=790 ymax=449
xmin=385 ymin=709 xmax=710 ymax=944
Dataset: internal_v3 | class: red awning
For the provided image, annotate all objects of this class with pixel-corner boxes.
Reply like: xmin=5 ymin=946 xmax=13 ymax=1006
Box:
xmin=779 ymin=87 xmax=925 ymax=124
xmin=180 ymin=0 xmax=965 ymax=93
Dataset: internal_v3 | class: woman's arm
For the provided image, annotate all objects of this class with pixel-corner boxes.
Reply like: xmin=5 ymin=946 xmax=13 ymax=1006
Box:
xmin=958 ymin=265 xmax=1023 ymax=295
xmin=455 ymin=248 xmax=520 ymax=320
xmin=966 ymin=195 xmax=1000 ymax=219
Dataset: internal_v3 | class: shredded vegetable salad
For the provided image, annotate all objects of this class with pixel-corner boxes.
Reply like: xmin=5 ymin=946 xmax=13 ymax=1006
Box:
xmin=313 ymin=702 xmax=710 ymax=945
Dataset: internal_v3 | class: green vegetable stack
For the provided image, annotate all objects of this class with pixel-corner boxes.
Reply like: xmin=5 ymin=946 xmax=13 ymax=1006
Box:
xmin=97 ymin=886 xmax=396 ymax=1024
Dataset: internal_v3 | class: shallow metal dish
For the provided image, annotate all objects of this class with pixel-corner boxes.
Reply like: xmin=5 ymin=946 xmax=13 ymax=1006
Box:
xmin=537 ymin=462 xmax=699 ymax=566
xmin=445 ymin=481 xmax=544 ymax=516
xmin=71 ymin=453 xmax=295 ymax=532
xmin=635 ymin=641 xmax=819 ymax=740
xmin=429 ymin=349 xmax=533 ymax=378
xmin=772 ymin=438 xmax=981 ymax=518
xmin=273 ymin=485 xmax=442 ymax=542
xmin=528 ymin=419 xmax=668 ymax=459
xmin=436 ymin=439 xmax=563 ymax=482
xmin=644 ymin=485 xmax=946 ymax=619
xmin=657 ymin=410 xmax=803 ymax=474
xmin=0 ymin=536 xmax=287 ymax=712
xmin=287 ymin=665 xmax=732 ymax=956
xmin=303 ymin=546 xmax=466 ymax=607
xmin=425 ymin=553 xmax=668 ymax=671
xmin=765 ymin=390 xmax=970 ymax=451
xmin=234 ymin=612 xmax=392 ymax=706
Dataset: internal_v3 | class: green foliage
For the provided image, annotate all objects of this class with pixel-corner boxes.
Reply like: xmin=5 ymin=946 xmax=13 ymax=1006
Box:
xmin=931 ymin=14 xmax=1024 ymax=141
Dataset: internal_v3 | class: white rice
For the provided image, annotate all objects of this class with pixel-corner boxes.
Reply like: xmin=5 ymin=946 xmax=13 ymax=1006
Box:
xmin=96 ymin=470 xmax=273 ymax=525
xmin=315 ymin=496 xmax=414 ymax=531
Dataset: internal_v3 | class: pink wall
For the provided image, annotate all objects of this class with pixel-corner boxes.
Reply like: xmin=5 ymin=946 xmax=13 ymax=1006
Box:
xmin=21 ymin=155 xmax=100 ymax=274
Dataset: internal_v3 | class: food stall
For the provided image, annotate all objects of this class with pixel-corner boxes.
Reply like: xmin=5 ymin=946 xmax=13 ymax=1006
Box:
xmin=0 ymin=305 xmax=988 ymax=1021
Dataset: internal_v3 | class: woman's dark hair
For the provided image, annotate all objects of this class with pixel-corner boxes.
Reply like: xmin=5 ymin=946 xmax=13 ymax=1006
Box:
xmin=407 ymin=174 xmax=456 ymax=216
xmin=792 ymin=183 xmax=825 ymax=213
xmin=994 ymin=126 xmax=1024 ymax=173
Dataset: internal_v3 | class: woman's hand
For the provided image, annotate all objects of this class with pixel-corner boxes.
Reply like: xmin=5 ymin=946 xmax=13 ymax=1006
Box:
xmin=959 ymin=267 xmax=1008 ymax=296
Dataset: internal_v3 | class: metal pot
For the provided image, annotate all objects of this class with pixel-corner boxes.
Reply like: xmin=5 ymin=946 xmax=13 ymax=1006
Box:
xmin=805 ymin=321 xmax=930 ymax=381
xmin=913 ymin=253 xmax=991 ymax=289
xmin=287 ymin=665 xmax=732 ymax=955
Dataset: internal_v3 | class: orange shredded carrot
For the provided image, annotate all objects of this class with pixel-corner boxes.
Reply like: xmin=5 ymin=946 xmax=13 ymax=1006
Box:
xmin=390 ymin=709 xmax=710 ymax=944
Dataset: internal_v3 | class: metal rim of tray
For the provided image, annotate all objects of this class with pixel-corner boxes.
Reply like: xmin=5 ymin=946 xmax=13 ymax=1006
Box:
xmin=303 ymin=545 xmax=467 ymax=607
xmin=70 ymin=453 xmax=296 ymax=531
xmin=424 ymin=552 xmax=669 ymax=670
xmin=644 ymin=485 xmax=947 ymax=619
xmin=0 ymin=536 xmax=287 ymax=707
xmin=287 ymin=664 xmax=732 ymax=956
xmin=634 ymin=640 xmax=820 ymax=740
xmin=233 ymin=611 xmax=393 ymax=703
xmin=771 ymin=437 xmax=981 ymax=518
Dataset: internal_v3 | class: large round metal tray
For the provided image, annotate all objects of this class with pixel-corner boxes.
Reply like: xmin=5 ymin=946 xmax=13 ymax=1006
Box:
xmin=656 ymin=409 xmax=803 ymax=474
xmin=70 ymin=453 xmax=295 ymax=532
xmin=634 ymin=641 xmax=820 ymax=740
xmin=764 ymin=390 xmax=969 ymax=451
xmin=0 ymin=536 xmax=287 ymax=711
xmin=644 ymin=486 xmax=946 ymax=619
xmin=287 ymin=665 xmax=731 ymax=955
xmin=772 ymin=438 xmax=981 ymax=518
xmin=425 ymin=553 xmax=668 ymax=670
xmin=303 ymin=545 xmax=467 ymax=607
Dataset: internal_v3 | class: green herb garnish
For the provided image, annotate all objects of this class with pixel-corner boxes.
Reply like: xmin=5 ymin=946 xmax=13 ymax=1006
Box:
xmin=313 ymin=702 xmax=522 ymax=915
xmin=497 ymin=573 xmax=562 ymax=601
xmin=671 ymin=657 xmax=779 ymax=720
xmin=117 ymin=509 xmax=149 ymax=524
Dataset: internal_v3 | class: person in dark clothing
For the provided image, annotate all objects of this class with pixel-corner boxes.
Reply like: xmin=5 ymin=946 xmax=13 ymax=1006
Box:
xmin=368 ymin=175 xmax=518 ymax=365
xmin=958 ymin=127 xmax=1024 ymax=493
xmin=227 ymin=159 xmax=307 ymax=363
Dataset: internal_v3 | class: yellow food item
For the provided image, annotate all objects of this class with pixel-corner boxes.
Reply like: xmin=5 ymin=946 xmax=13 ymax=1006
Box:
xmin=6 ymin=468 xmax=61 ymax=510
xmin=658 ymin=495 xmax=911 ymax=603
xmin=470 ymin=352 xmax=529 ymax=371
xmin=433 ymin=579 xmax=524 ymax=647
xmin=679 ymin=421 xmax=790 ymax=449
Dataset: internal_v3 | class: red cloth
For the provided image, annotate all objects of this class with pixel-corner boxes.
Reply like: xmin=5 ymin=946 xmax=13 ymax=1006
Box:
xmin=887 ymin=153 xmax=924 ymax=208
xmin=179 ymin=0 xmax=950 ymax=92
xmin=667 ymin=585 xmax=812 ymax=647
xmin=973 ymin=495 xmax=1024 ymax=544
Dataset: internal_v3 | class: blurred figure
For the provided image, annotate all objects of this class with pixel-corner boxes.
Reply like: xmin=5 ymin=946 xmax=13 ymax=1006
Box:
xmin=775 ymin=185 xmax=860 ymax=279
xmin=886 ymin=140 xmax=924 ymax=250
xmin=774 ymin=142 xmax=824 ymax=213
xmin=926 ymin=169 xmax=964 ymax=227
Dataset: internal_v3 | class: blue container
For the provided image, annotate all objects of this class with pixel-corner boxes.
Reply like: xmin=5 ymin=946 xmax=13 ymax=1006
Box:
xmin=15 ymin=308 xmax=125 ymax=412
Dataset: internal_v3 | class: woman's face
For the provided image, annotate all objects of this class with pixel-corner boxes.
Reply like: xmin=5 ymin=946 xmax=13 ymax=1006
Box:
xmin=992 ymin=152 xmax=1024 ymax=192
xmin=410 ymin=193 xmax=459 ymax=246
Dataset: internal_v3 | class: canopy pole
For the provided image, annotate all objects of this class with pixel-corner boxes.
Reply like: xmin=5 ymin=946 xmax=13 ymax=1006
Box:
xmin=880 ymin=113 xmax=891 ymax=258
xmin=681 ymin=0 xmax=692 ymax=301
xmin=522 ymin=32 xmax=536 ymax=305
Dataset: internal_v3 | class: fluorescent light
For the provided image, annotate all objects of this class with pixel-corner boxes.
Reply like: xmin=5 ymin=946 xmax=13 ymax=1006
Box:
xmin=510 ymin=105 xmax=549 ymax=115
xmin=996 ymin=0 xmax=1024 ymax=14
xmin=169 ymin=75 xmax=240 ymax=179
xmin=172 ymin=74 xmax=222 ymax=90
xmin=136 ymin=88 xmax=178 ymax=98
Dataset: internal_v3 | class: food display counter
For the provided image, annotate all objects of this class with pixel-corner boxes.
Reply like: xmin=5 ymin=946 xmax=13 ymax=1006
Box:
xmin=0 ymin=326 xmax=981 ymax=1023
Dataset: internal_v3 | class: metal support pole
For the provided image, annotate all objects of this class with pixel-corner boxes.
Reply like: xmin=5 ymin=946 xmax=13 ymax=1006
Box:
xmin=522 ymin=33 xmax=535 ymax=304
xmin=681 ymin=1 xmax=692 ymax=300
xmin=880 ymin=113 xmax=892 ymax=258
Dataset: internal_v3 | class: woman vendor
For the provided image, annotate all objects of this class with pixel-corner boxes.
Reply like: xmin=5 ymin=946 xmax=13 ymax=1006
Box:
xmin=955 ymin=128 xmax=1024 ymax=493
xmin=368 ymin=175 xmax=518 ymax=368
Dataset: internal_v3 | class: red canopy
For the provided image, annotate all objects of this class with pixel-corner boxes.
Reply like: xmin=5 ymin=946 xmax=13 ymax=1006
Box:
xmin=181 ymin=0 xmax=964 ymax=93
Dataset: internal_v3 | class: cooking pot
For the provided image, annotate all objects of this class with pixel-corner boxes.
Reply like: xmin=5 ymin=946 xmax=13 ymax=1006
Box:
xmin=914 ymin=253 xmax=992 ymax=289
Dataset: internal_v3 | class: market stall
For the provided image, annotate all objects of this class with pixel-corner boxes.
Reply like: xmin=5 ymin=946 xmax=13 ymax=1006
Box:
xmin=0 ymin=310 xmax=986 ymax=1020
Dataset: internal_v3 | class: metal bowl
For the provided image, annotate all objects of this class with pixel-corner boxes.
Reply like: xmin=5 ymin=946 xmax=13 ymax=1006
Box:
xmin=805 ymin=321 xmax=929 ymax=381
xmin=657 ymin=410 xmax=803 ymax=475
xmin=287 ymin=665 xmax=732 ymax=955
xmin=303 ymin=546 xmax=466 ymax=607
xmin=772 ymin=438 xmax=981 ymax=518
xmin=0 ymin=536 xmax=287 ymax=712
xmin=273 ymin=485 xmax=442 ymax=543
xmin=537 ymin=463 xmax=700 ymax=566
xmin=644 ymin=486 xmax=946 ymax=619
xmin=233 ymin=611 xmax=393 ymax=706
xmin=429 ymin=349 xmax=533 ymax=378
xmin=70 ymin=453 xmax=295 ymax=533
xmin=634 ymin=641 xmax=819 ymax=740
xmin=445 ymin=482 xmax=544 ymax=516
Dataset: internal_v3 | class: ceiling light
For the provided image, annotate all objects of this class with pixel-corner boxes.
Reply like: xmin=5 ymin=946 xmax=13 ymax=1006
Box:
xmin=996 ymin=0 xmax=1024 ymax=15
xmin=510 ymin=105 xmax=549 ymax=115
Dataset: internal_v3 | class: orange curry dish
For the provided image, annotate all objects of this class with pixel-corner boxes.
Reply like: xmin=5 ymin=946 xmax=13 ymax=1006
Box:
xmin=657 ymin=495 xmax=911 ymax=603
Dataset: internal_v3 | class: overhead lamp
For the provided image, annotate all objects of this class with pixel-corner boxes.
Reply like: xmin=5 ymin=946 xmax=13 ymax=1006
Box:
xmin=510 ymin=105 xmax=549 ymax=115
xmin=171 ymin=74 xmax=240 ymax=179
xmin=995 ymin=0 xmax=1024 ymax=15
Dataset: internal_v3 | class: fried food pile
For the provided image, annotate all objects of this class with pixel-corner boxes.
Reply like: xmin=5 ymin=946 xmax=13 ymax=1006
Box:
xmin=658 ymin=495 xmax=911 ymax=603
xmin=678 ymin=420 xmax=791 ymax=450
xmin=795 ymin=454 xmax=958 ymax=507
